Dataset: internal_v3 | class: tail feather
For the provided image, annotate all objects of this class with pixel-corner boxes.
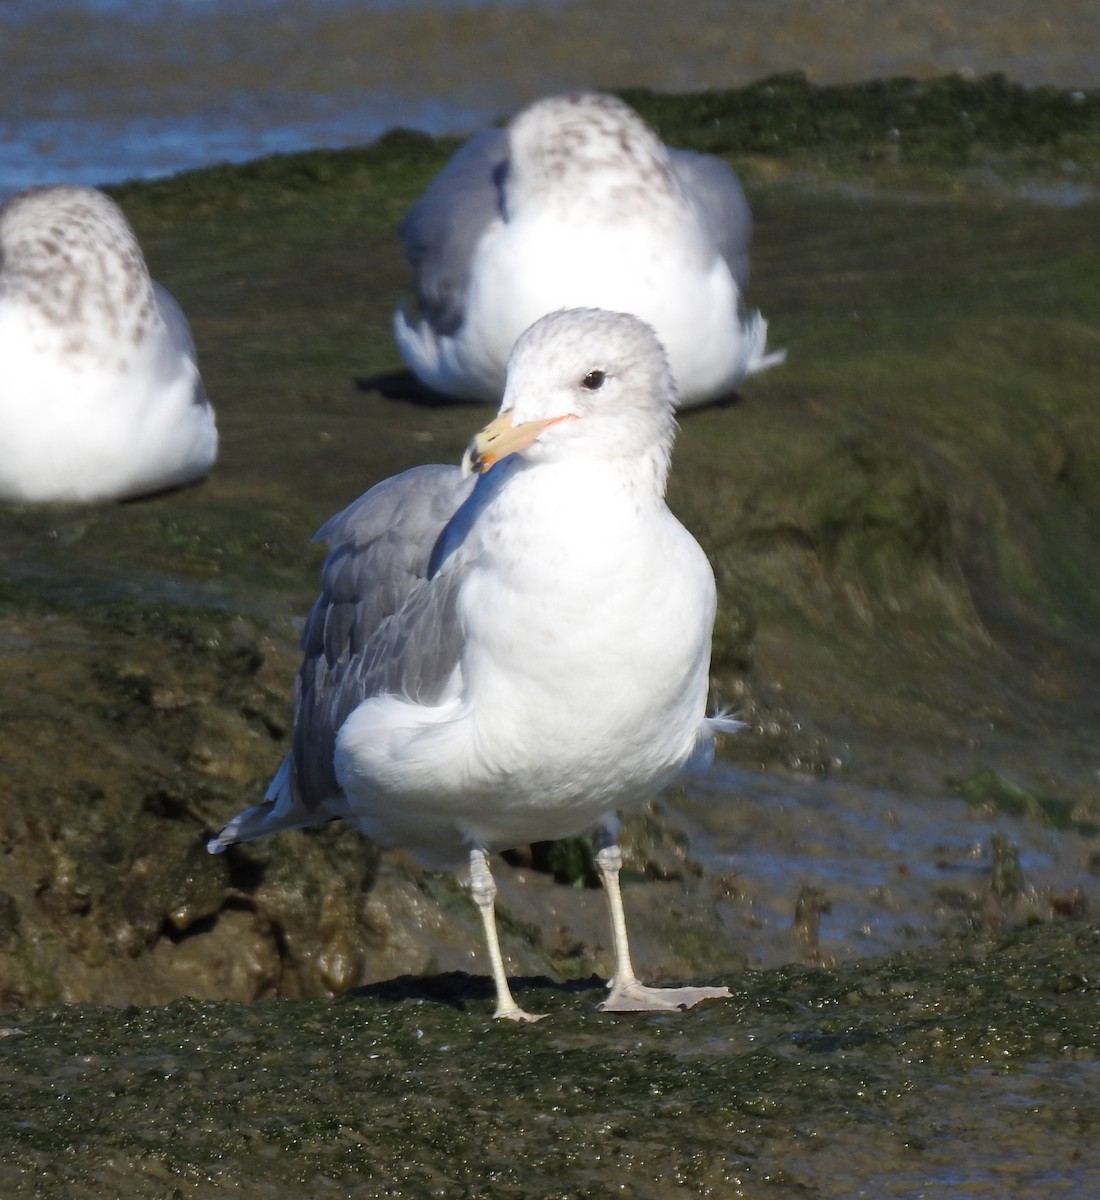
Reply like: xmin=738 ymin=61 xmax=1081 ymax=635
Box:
xmin=206 ymin=756 xmax=340 ymax=854
xmin=742 ymin=311 xmax=787 ymax=377
xmin=393 ymin=307 xmax=501 ymax=402
xmin=705 ymin=709 xmax=746 ymax=738
xmin=682 ymin=709 xmax=744 ymax=775
xmin=393 ymin=307 xmax=443 ymax=382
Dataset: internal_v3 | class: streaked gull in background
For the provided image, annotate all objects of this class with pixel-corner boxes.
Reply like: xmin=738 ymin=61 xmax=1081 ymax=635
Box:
xmin=210 ymin=307 xmax=738 ymax=1021
xmin=0 ymin=185 xmax=217 ymax=503
xmin=394 ymin=91 xmax=784 ymax=409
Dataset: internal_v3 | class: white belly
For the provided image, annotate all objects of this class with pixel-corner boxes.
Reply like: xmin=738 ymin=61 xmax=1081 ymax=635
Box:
xmin=333 ymin=466 xmax=717 ymax=866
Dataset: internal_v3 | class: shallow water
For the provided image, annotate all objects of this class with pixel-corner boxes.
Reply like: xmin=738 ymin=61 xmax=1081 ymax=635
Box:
xmin=678 ymin=765 xmax=1100 ymax=969
xmin=3 ymin=0 xmax=1100 ymax=196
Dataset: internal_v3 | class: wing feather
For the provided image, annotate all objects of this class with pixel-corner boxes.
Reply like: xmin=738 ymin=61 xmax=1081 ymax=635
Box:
xmin=290 ymin=464 xmax=477 ymax=804
xmin=669 ymin=149 xmax=753 ymax=293
xmin=399 ymin=128 xmax=508 ymax=335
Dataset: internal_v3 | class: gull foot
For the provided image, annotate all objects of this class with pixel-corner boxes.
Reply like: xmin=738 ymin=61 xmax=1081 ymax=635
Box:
xmin=598 ymin=981 xmax=731 ymax=1013
xmin=494 ymin=1002 xmax=548 ymax=1023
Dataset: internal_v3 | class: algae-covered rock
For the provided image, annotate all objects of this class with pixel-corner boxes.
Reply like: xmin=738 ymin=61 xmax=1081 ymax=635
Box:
xmin=2 ymin=920 xmax=1100 ymax=1198
xmin=1 ymin=76 xmax=1099 ymax=1009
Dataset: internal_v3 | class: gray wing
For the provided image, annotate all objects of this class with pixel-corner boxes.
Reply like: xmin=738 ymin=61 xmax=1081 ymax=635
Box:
xmin=152 ymin=280 xmax=198 ymax=359
xmin=152 ymin=280 xmax=212 ymax=408
xmin=399 ymin=127 xmax=509 ymax=336
xmin=670 ymin=149 xmax=753 ymax=292
xmin=291 ymin=463 xmax=477 ymax=803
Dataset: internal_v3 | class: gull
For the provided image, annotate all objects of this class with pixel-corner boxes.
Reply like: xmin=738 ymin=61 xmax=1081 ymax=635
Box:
xmin=394 ymin=91 xmax=783 ymax=410
xmin=0 ymin=185 xmax=217 ymax=503
xmin=210 ymin=307 xmax=736 ymax=1021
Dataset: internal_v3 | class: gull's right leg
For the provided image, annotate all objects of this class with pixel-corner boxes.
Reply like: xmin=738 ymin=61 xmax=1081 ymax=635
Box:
xmin=468 ymin=847 xmax=546 ymax=1023
xmin=594 ymin=829 xmax=730 ymax=1013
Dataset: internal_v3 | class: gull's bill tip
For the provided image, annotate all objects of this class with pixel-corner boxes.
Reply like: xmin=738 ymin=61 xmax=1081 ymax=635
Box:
xmin=462 ymin=410 xmax=571 ymax=475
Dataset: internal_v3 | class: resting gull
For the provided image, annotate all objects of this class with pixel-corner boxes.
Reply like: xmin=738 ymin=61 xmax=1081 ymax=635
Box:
xmin=210 ymin=307 xmax=737 ymax=1021
xmin=0 ymin=185 xmax=217 ymax=503
xmin=394 ymin=91 xmax=784 ymax=409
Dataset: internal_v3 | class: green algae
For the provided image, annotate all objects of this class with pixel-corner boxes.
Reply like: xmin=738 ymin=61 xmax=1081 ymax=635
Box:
xmin=948 ymin=768 xmax=1100 ymax=836
xmin=1 ymin=76 xmax=1099 ymax=1014
xmin=2 ymin=921 xmax=1099 ymax=1198
xmin=625 ymin=72 xmax=1100 ymax=189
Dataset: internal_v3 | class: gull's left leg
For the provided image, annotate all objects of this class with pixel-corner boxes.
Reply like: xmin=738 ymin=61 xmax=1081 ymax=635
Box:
xmin=594 ymin=824 xmax=730 ymax=1013
xmin=468 ymin=847 xmax=546 ymax=1023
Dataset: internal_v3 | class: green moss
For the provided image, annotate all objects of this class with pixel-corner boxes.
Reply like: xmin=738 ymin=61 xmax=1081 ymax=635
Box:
xmin=3 ymin=923 xmax=1100 ymax=1197
xmin=625 ymin=73 xmax=1100 ymax=183
xmin=948 ymin=768 xmax=1100 ymax=835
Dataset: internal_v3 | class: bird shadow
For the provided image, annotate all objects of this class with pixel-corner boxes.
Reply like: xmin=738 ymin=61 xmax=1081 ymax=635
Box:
xmin=677 ymin=389 xmax=746 ymax=416
xmin=117 ymin=473 xmax=212 ymax=505
xmin=353 ymin=369 xmax=489 ymax=409
xmin=343 ymin=970 xmax=606 ymax=1012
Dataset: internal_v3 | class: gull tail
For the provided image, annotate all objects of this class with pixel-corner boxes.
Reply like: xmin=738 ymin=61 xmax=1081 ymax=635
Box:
xmin=392 ymin=306 xmax=500 ymax=402
xmin=206 ymin=755 xmax=339 ymax=854
xmin=741 ymin=310 xmax=787 ymax=377
xmin=705 ymin=710 xmax=746 ymax=738
xmin=393 ymin=306 xmax=445 ymax=383
xmin=682 ymin=709 xmax=745 ymax=775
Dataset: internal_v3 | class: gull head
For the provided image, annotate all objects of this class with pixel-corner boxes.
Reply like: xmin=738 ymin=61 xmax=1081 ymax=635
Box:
xmin=0 ymin=185 xmax=155 ymax=342
xmin=462 ymin=307 xmax=678 ymax=484
xmin=503 ymin=92 xmax=679 ymax=217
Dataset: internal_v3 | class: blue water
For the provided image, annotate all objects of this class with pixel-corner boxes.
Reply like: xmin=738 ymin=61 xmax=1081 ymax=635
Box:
xmin=0 ymin=1 xmax=522 ymax=198
xmin=2 ymin=0 xmax=1097 ymax=200
xmin=1 ymin=101 xmax=481 ymax=196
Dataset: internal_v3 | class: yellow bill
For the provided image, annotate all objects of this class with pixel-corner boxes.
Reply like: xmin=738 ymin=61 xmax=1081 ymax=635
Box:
xmin=462 ymin=411 xmax=572 ymax=476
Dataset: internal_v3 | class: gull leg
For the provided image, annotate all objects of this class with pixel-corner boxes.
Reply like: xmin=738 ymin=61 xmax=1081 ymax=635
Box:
xmin=594 ymin=832 xmax=731 ymax=1013
xmin=468 ymin=848 xmax=545 ymax=1023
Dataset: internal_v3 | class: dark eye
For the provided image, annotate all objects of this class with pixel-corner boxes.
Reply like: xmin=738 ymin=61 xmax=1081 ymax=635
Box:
xmin=581 ymin=370 xmax=606 ymax=391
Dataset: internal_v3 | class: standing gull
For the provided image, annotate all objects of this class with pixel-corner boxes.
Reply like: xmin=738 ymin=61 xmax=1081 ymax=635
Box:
xmin=0 ymin=185 xmax=217 ymax=503
xmin=394 ymin=91 xmax=784 ymax=409
xmin=210 ymin=308 xmax=736 ymax=1021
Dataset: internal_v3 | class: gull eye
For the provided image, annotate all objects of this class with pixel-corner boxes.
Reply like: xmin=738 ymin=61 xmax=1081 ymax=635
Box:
xmin=580 ymin=370 xmax=606 ymax=391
